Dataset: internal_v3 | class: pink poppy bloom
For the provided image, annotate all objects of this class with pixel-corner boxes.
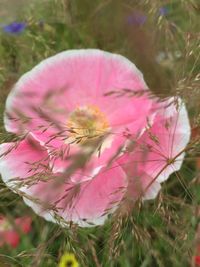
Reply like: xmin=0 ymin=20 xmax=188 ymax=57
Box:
xmin=0 ymin=49 xmax=190 ymax=227
xmin=118 ymin=97 xmax=190 ymax=199
xmin=0 ymin=216 xmax=32 ymax=248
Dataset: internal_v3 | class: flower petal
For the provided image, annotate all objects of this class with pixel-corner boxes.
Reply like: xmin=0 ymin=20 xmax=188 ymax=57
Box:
xmin=118 ymin=152 xmax=161 ymax=200
xmin=15 ymin=217 xmax=32 ymax=234
xmin=3 ymin=231 xmax=20 ymax=248
xmin=4 ymin=49 xmax=149 ymax=142
xmin=118 ymin=97 xmax=190 ymax=200
xmin=0 ymin=133 xmax=49 ymax=189
xmin=16 ymin=165 xmax=126 ymax=227
xmin=140 ymin=97 xmax=190 ymax=182
xmin=0 ymin=133 xmax=127 ymax=226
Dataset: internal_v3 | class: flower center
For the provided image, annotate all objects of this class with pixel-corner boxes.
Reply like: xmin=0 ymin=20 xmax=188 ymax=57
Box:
xmin=67 ymin=105 xmax=110 ymax=145
xmin=65 ymin=260 xmax=73 ymax=267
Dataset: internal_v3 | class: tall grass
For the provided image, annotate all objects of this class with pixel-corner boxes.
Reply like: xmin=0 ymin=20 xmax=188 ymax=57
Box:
xmin=0 ymin=0 xmax=199 ymax=266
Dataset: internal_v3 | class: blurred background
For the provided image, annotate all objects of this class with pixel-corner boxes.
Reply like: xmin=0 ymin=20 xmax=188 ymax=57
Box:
xmin=0 ymin=0 xmax=199 ymax=266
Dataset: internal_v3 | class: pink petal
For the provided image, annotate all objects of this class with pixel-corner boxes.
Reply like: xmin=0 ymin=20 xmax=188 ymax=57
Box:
xmin=63 ymin=165 xmax=127 ymax=226
xmin=0 ymin=133 xmax=127 ymax=226
xmin=22 ymin=164 xmax=127 ymax=227
xmin=4 ymin=49 xmax=149 ymax=144
xmin=140 ymin=97 xmax=190 ymax=183
xmin=3 ymin=231 xmax=20 ymax=248
xmin=15 ymin=217 xmax=32 ymax=234
xmin=118 ymin=152 xmax=161 ymax=200
xmin=0 ymin=133 xmax=49 ymax=188
xmin=118 ymin=97 xmax=190 ymax=199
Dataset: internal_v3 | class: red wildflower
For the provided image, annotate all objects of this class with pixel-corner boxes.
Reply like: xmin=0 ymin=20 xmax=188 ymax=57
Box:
xmin=195 ymin=255 xmax=200 ymax=266
xmin=0 ymin=215 xmax=32 ymax=248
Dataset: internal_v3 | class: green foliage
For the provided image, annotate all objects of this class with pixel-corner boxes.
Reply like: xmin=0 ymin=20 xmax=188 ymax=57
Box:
xmin=0 ymin=0 xmax=199 ymax=266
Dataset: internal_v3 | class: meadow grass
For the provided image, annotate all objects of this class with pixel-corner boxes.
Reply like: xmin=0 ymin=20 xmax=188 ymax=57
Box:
xmin=0 ymin=0 xmax=199 ymax=266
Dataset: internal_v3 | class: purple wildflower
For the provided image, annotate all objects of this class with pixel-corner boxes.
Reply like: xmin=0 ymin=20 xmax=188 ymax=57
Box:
xmin=127 ymin=13 xmax=147 ymax=26
xmin=2 ymin=22 xmax=26 ymax=34
xmin=159 ymin=6 xmax=169 ymax=16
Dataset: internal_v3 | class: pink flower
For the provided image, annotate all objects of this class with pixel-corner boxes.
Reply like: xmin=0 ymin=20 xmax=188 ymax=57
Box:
xmin=0 ymin=216 xmax=32 ymax=248
xmin=118 ymin=97 xmax=190 ymax=199
xmin=15 ymin=217 xmax=32 ymax=234
xmin=0 ymin=49 xmax=190 ymax=227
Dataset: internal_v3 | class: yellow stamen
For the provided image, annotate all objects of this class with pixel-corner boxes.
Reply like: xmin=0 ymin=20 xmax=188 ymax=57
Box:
xmin=67 ymin=105 xmax=110 ymax=145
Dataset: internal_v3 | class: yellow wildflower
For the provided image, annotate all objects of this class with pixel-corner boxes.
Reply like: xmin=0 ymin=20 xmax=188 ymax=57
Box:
xmin=58 ymin=252 xmax=79 ymax=267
